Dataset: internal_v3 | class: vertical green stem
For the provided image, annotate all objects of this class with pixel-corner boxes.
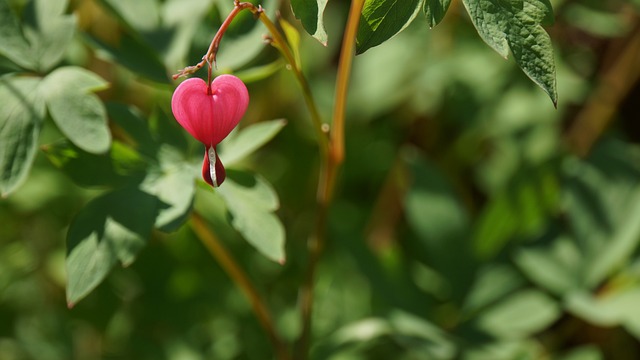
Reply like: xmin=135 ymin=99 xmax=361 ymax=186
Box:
xmin=191 ymin=212 xmax=291 ymax=360
xmin=296 ymin=1 xmax=365 ymax=359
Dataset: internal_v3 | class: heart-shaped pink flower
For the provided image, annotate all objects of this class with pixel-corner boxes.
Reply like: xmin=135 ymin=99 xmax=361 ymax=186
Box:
xmin=171 ymin=75 xmax=249 ymax=187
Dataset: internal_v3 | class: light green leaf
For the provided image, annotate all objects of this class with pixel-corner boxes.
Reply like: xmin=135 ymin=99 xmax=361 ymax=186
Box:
xmin=424 ymin=0 xmax=452 ymax=28
xmin=0 ymin=75 xmax=45 ymax=197
xmin=66 ymin=186 xmax=158 ymax=306
xmin=461 ymin=0 xmax=557 ymax=105
xmin=0 ymin=0 xmax=34 ymax=69
xmin=356 ymin=0 xmax=424 ymax=54
xmin=219 ymin=119 xmax=286 ymax=166
xmin=217 ymin=171 xmax=285 ymax=263
xmin=475 ymin=289 xmax=560 ymax=339
xmin=41 ymin=66 xmax=112 ymax=155
xmin=279 ymin=18 xmax=302 ymax=68
xmin=141 ymin=146 xmax=196 ymax=232
xmin=23 ymin=0 xmax=76 ymax=72
xmin=290 ymin=0 xmax=328 ymax=45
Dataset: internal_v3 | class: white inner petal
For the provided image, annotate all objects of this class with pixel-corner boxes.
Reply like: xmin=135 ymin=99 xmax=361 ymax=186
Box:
xmin=208 ymin=147 xmax=218 ymax=187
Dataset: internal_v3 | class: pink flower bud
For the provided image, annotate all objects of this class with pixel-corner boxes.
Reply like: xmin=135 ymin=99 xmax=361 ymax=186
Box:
xmin=171 ymin=75 xmax=249 ymax=187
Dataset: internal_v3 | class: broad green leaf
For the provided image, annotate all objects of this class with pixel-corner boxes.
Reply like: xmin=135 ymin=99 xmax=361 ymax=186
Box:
xmin=0 ymin=76 xmax=45 ymax=197
xmin=463 ymin=265 xmax=525 ymax=316
xmin=356 ymin=0 xmax=423 ymax=54
xmin=219 ymin=119 xmax=287 ymax=166
xmin=42 ymin=140 xmax=146 ymax=188
xmin=216 ymin=171 xmax=285 ymax=263
xmin=41 ymin=66 xmax=111 ymax=155
xmin=0 ymin=0 xmax=34 ymax=69
xmin=290 ymin=0 xmax=328 ymax=45
xmin=23 ymin=0 xmax=76 ymax=72
xmin=424 ymin=0 xmax=452 ymax=28
xmin=141 ymin=146 xmax=196 ymax=232
xmin=66 ymin=186 xmax=158 ymax=306
xmin=475 ymin=289 xmax=560 ymax=339
xmin=461 ymin=0 xmax=558 ymax=105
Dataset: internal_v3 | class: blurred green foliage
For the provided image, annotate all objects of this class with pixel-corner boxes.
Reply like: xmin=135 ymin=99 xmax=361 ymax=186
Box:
xmin=1 ymin=0 xmax=640 ymax=359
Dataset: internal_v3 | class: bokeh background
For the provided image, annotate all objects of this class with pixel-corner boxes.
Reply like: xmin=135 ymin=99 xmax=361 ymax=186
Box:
xmin=2 ymin=0 xmax=640 ymax=359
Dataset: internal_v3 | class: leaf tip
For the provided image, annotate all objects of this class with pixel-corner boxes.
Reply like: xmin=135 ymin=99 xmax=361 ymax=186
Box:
xmin=278 ymin=257 xmax=286 ymax=265
xmin=67 ymin=300 xmax=75 ymax=309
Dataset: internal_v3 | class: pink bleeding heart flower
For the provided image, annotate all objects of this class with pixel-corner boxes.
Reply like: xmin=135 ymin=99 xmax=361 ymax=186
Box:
xmin=171 ymin=75 xmax=249 ymax=187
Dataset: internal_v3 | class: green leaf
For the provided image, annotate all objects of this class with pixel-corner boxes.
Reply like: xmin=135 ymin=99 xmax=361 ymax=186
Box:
xmin=356 ymin=0 xmax=423 ymax=54
xmin=423 ymin=0 xmax=452 ymax=28
xmin=0 ymin=0 xmax=34 ymax=69
xmin=141 ymin=146 xmax=196 ymax=232
xmin=461 ymin=0 xmax=558 ymax=105
xmin=66 ymin=186 xmax=158 ymax=306
xmin=41 ymin=66 xmax=111 ymax=155
xmin=565 ymin=289 xmax=640 ymax=333
xmin=0 ymin=75 xmax=45 ymax=197
xmin=42 ymin=140 xmax=146 ymax=188
xmin=219 ymin=119 xmax=287 ymax=166
xmin=290 ymin=0 xmax=328 ymax=45
xmin=216 ymin=171 xmax=285 ymax=263
xmin=475 ymin=289 xmax=560 ymax=339
xmin=23 ymin=0 xmax=76 ymax=72
xmin=279 ymin=18 xmax=302 ymax=68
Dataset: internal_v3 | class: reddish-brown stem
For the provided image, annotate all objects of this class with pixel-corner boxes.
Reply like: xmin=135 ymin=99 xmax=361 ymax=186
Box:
xmin=172 ymin=1 xmax=256 ymax=80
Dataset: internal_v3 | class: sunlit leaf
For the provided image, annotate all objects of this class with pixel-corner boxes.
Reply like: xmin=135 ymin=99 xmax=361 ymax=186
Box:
xmin=356 ymin=0 xmax=423 ymax=54
xmin=461 ymin=0 xmax=557 ymax=105
xmin=290 ymin=0 xmax=329 ymax=45
xmin=41 ymin=66 xmax=111 ymax=154
xmin=216 ymin=171 xmax=285 ymax=263
xmin=219 ymin=119 xmax=286 ymax=166
xmin=66 ymin=186 xmax=158 ymax=306
xmin=98 ymin=0 xmax=160 ymax=32
xmin=0 ymin=75 xmax=45 ymax=197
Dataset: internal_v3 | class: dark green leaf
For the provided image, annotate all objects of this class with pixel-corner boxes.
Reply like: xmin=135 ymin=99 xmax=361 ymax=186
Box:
xmin=0 ymin=75 xmax=45 ymax=197
xmin=403 ymin=149 xmax=475 ymax=301
xmin=66 ymin=186 xmax=159 ymax=306
xmin=356 ymin=0 xmax=423 ymax=54
xmin=42 ymin=140 xmax=146 ymax=188
xmin=83 ymin=32 xmax=169 ymax=83
xmin=423 ymin=0 xmax=452 ymax=28
xmin=41 ymin=66 xmax=111 ymax=154
xmin=148 ymin=108 xmax=188 ymax=152
xmin=106 ymin=103 xmax=158 ymax=158
xmin=216 ymin=171 xmax=285 ymax=263
xmin=219 ymin=119 xmax=287 ymax=166
xmin=461 ymin=0 xmax=558 ymax=105
xmin=290 ymin=0 xmax=328 ymax=45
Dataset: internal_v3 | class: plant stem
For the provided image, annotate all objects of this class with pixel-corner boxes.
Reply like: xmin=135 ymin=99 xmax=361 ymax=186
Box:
xmin=296 ymin=1 xmax=365 ymax=358
xmin=251 ymin=9 xmax=330 ymax=157
xmin=190 ymin=212 xmax=291 ymax=360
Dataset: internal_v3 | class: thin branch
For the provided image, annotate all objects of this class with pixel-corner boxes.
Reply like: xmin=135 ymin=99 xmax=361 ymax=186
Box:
xmin=190 ymin=212 xmax=291 ymax=360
